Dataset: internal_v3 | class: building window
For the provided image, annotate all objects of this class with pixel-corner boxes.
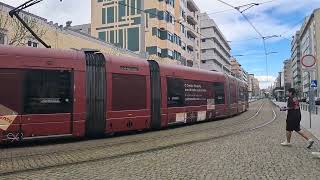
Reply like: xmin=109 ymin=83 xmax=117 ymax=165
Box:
xmin=118 ymin=0 xmax=126 ymax=21
xmin=201 ymin=49 xmax=206 ymax=53
xmin=110 ymin=30 xmax=115 ymax=44
xmin=174 ymin=51 xmax=181 ymax=60
xmin=102 ymin=8 xmax=106 ymax=24
xmin=130 ymin=0 xmax=136 ymax=15
xmin=146 ymin=46 xmax=157 ymax=55
xmin=181 ymin=42 xmax=186 ymax=50
xmin=180 ymin=24 xmax=185 ymax=34
xmin=137 ymin=0 xmax=142 ymax=14
xmin=164 ymin=11 xmax=174 ymax=24
xmin=157 ymin=47 xmax=162 ymax=57
xmin=118 ymin=29 xmax=124 ymax=48
xmin=98 ymin=31 xmax=106 ymax=41
xmin=168 ymin=50 xmax=174 ymax=59
xmin=158 ymin=29 xmax=167 ymax=40
xmin=167 ymin=32 xmax=173 ymax=42
xmin=202 ymin=39 xmax=206 ymax=42
xmin=128 ymin=27 xmax=140 ymax=51
xmin=165 ymin=0 xmax=175 ymax=7
xmin=33 ymin=42 xmax=38 ymax=48
xmin=27 ymin=40 xmax=38 ymax=48
xmin=107 ymin=7 xmax=115 ymax=23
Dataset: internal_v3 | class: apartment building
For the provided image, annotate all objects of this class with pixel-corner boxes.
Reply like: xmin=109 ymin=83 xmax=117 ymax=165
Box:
xmin=0 ymin=2 xmax=141 ymax=58
xmin=299 ymin=8 xmax=320 ymax=97
xmin=291 ymin=31 xmax=302 ymax=97
xmin=283 ymin=59 xmax=293 ymax=92
xmin=200 ymin=12 xmax=231 ymax=73
xmin=91 ymin=0 xmax=201 ymax=67
xmin=248 ymin=74 xmax=260 ymax=98
xmin=242 ymin=69 xmax=249 ymax=83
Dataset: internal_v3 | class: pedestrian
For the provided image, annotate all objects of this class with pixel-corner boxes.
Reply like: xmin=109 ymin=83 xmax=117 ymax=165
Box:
xmin=280 ymin=88 xmax=314 ymax=148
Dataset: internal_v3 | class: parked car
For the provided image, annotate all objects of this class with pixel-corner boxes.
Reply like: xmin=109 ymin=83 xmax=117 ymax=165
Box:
xmin=299 ymin=98 xmax=307 ymax=102
xmin=315 ymin=97 xmax=320 ymax=105
xmin=305 ymin=97 xmax=320 ymax=105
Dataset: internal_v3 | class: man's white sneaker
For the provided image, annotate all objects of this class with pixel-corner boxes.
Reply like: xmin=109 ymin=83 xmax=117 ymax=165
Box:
xmin=311 ymin=152 xmax=320 ymax=158
xmin=281 ymin=141 xmax=291 ymax=146
xmin=307 ymin=139 xmax=314 ymax=149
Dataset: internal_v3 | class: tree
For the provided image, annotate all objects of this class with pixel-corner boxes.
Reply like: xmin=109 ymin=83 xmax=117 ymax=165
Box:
xmin=0 ymin=7 xmax=47 ymax=46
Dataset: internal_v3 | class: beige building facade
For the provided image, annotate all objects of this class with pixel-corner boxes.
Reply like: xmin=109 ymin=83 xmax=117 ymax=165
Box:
xmin=91 ymin=0 xmax=201 ymax=67
xmin=248 ymin=74 xmax=260 ymax=98
xmin=0 ymin=2 xmax=141 ymax=58
xmin=230 ymin=58 xmax=248 ymax=83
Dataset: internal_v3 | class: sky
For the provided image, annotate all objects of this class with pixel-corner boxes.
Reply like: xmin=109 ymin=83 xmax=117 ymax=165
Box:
xmin=2 ymin=0 xmax=320 ymax=89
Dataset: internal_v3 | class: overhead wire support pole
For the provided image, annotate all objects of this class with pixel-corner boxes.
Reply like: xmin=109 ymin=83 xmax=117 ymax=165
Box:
xmin=262 ymin=38 xmax=269 ymax=85
xmin=9 ymin=0 xmax=52 ymax=48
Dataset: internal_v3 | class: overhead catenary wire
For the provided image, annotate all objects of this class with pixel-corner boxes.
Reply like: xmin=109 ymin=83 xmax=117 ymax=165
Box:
xmin=117 ymin=0 xmax=234 ymax=67
xmin=215 ymin=0 xmax=281 ymax=85
xmin=117 ymin=0 xmax=292 ymax=80
xmin=116 ymin=1 xmax=275 ymax=64
xmin=206 ymin=0 xmax=276 ymax=15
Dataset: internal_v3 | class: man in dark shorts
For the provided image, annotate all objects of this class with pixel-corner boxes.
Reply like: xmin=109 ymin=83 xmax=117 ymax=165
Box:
xmin=280 ymin=88 xmax=314 ymax=148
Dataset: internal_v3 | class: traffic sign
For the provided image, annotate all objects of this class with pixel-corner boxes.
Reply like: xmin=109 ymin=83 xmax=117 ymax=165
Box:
xmin=311 ymin=80 xmax=317 ymax=88
xmin=302 ymin=55 xmax=316 ymax=70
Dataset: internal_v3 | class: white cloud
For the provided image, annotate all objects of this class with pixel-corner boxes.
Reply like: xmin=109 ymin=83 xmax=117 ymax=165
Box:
xmin=194 ymin=0 xmax=320 ymax=42
xmin=255 ymin=75 xmax=276 ymax=89
xmin=1 ymin=0 xmax=91 ymax=25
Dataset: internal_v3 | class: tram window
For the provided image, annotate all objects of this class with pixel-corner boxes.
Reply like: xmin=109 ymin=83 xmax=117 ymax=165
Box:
xmin=0 ymin=69 xmax=24 ymax=114
xmin=112 ymin=74 xmax=146 ymax=111
xmin=238 ymin=87 xmax=244 ymax=101
xmin=167 ymin=78 xmax=185 ymax=107
xmin=213 ymin=82 xmax=225 ymax=105
xmin=24 ymin=70 xmax=72 ymax=114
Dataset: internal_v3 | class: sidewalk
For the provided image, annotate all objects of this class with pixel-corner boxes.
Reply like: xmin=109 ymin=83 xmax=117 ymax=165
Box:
xmin=271 ymin=99 xmax=320 ymax=140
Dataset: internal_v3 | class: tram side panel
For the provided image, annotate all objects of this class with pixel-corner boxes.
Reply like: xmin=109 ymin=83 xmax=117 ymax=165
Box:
xmin=105 ymin=55 xmax=152 ymax=133
xmin=229 ymin=78 xmax=238 ymax=116
xmin=0 ymin=46 xmax=86 ymax=143
xmin=158 ymin=63 xmax=227 ymax=126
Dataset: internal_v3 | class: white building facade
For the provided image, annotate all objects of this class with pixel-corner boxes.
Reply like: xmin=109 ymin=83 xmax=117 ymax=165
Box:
xmin=200 ymin=13 xmax=231 ymax=73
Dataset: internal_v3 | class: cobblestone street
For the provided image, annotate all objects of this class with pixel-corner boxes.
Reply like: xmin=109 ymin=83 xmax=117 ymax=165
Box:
xmin=1 ymin=100 xmax=320 ymax=179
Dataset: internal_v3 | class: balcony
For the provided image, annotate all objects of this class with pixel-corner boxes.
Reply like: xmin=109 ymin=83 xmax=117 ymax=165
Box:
xmin=201 ymin=39 xmax=216 ymax=50
xmin=186 ymin=10 xmax=198 ymax=25
xmin=187 ymin=29 xmax=197 ymax=39
xmin=186 ymin=37 xmax=196 ymax=49
xmin=187 ymin=0 xmax=199 ymax=13
xmin=201 ymin=50 xmax=219 ymax=61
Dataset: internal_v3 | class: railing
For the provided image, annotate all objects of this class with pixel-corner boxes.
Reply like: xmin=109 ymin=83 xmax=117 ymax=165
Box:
xmin=300 ymin=103 xmax=319 ymax=115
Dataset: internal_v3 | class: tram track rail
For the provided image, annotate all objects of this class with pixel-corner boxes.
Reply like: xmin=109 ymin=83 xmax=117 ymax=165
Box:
xmin=0 ymin=100 xmax=278 ymax=176
xmin=0 ymin=100 xmax=264 ymax=159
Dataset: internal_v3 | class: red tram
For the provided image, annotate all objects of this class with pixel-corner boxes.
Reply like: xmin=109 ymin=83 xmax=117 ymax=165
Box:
xmin=0 ymin=46 xmax=248 ymax=143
